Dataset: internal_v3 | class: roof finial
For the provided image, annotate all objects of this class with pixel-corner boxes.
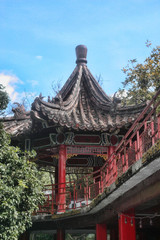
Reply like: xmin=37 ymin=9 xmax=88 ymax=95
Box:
xmin=76 ymin=45 xmax=87 ymax=65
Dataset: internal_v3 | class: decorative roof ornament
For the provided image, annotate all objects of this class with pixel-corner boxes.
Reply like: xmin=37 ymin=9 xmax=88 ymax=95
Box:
xmin=76 ymin=45 xmax=87 ymax=65
xmin=39 ymin=93 xmax=44 ymax=100
xmin=12 ymin=103 xmax=26 ymax=119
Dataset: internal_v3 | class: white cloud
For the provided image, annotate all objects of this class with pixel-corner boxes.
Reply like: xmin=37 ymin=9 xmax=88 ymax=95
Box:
xmin=36 ymin=55 xmax=43 ymax=60
xmin=0 ymin=72 xmax=38 ymax=112
xmin=0 ymin=73 xmax=23 ymax=102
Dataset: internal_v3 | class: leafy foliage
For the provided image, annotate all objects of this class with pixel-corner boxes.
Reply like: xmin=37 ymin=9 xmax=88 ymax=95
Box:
xmin=120 ymin=44 xmax=160 ymax=104
xmin=0 ymin=126 xmax=44 ymax=240
xmin=0 ymin=84 xmax=9 ymax=115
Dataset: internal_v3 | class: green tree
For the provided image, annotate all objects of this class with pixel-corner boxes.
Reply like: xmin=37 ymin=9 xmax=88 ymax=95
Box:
xmin=0 ymin=84 xmax=9 ymax=115
xmin=0 ymin=85 xmax=44 ymax=240
xmin=120 ymin=43 xmax=160 ymax=104
xmin=0 ymin=127 xmax=44 ymax=240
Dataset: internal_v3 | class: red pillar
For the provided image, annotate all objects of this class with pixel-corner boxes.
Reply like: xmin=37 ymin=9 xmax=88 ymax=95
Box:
xmin=58 ymin=145 xmax=66 ymax=213
xmin=119 ymin=209 xmax=136 ymax=240
xmin=57 ymin=229 xmax=65 ymax=240
xmin=108 ymin=146 xmax=116 ymax=158
xmin=55 ymin=166 xmax=58 ymax=205
xmin=96 ymin=223 xmax=107 ymax=240
xmin=158 ymin=114 xmax=160 ymax=139
xmin=108 ymin=146 xmax=117 ymax=184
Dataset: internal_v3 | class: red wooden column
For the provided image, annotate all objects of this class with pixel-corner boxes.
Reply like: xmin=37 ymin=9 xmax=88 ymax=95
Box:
xmin=57 ymin=229 xmax=65 ymax=240
xmin=96 ymin=223 xmax=107 ymax=240
xmin=58 ymin=145 xmax=66 ymax=213
xmin=119 ymin=209 xmax=136 ymax=240
xmin=108 ymin=146 xmax=116 ymax=158
xmin=55 ymin=166 xmax=58 ymax=205
xmin=158 ymin=114 xmax=160 ymax=139
xmin=108 ymin=146 xmax=116 ymax=183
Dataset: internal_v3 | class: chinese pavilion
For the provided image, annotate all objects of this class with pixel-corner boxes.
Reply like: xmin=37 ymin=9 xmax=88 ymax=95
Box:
xmin=3 ymin=45 xmax=144 ymax=212
xmin=3 ymin=45 xmax=160 ymax=240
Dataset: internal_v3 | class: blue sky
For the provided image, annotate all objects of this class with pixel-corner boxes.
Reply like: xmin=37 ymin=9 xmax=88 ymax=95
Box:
xmin=1 ymin=0 xmax=160 ymax=108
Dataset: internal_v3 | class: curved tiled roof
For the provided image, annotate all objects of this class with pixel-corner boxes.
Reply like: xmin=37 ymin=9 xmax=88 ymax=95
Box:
xmin=2 ymin=45 xmax=146 ymax=136
xmin=2 ymin=110 xmax=31 ymax=138
xmin=3 ymin=117 xmax=31 ymax=137
xmin=31 ymin=45 xmax=145 ymax=132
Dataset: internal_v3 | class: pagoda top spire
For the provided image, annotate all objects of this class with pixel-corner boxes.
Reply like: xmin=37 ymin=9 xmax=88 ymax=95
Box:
xmin=76 ymin=45 xmax=87 ymax=65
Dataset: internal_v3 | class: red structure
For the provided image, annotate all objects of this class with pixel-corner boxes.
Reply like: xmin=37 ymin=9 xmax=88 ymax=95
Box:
xmin=96 ymin=223 xmax=107 ymax=240
xmin=58 ymin=145 xmax=66 ymax=212
xmin=119 ymin=210 xmax=136 ymax=240
xmin=35 ymin=87 xmax=160 ymax=217
xmin=3 ymin=45 xmax=160 ymax=240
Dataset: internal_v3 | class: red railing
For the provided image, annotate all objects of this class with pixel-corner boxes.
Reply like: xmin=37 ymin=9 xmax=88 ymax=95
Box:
xmin=37 ymin=89 xmax=160 ymax=214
